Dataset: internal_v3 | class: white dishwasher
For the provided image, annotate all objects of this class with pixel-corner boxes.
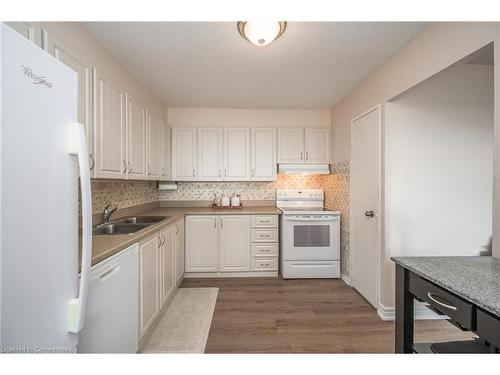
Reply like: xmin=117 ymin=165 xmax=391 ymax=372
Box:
xmin=78 ymin=243 xmax=139 ymax=353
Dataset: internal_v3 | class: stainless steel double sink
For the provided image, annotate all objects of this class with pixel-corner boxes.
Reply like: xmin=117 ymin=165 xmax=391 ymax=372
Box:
xmin=93 ymin=216 xmax=168 ymax=235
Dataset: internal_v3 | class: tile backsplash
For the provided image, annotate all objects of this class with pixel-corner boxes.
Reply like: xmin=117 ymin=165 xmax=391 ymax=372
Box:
xmin=158 ymin=174 xmax=326 ymax=201
xmin=88 ymin=162 xmax=351 ymax=278
xmin=90 ymin=180 xmax=158 ymax=214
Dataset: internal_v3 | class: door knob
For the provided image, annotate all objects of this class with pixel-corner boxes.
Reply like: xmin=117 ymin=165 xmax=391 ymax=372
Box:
xmin=364 ymin=210 xmax=375 ymax=217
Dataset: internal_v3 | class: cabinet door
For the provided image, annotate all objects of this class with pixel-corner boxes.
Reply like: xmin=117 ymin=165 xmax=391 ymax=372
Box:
xmin=198 ymin=128 xmax=223 ymax=181
xmin=175 ymin=218 xmax=185 ymax=283
xmin=5 ymin=22 xmax=41 ymax=46
xmin=93 ymin=69 xmax=127 ymax=179
xmin=160 ymin=226 xmax=175 ymax=305
xmin=160 ymin=122 xmax=171 ymax=180
xmin=139 ymin=235 xmax=160 ymax=337
xmin=224 ymin=128 xmax=250 ymax=181
xmin=251 ymin=128 xmax=276 ymax=181
xmin=278 ymin=128 xmax=304 ymax=163
xmin=185 ymin=216 xmax=218 ymax=272
xmin=126 ymin=95 xmax=147 ymax=180
xmin=147 ymin=109 xmax=162 ymax=180
xmin=304 ymin=128 xmax=330 ymax=163
xmin=53 ymin=44 xmax=94 ymax=176
xmin=219 ymin=215 xmax=250 ymax=272
xmin=171 ymin=127 xmax=197 ymax=181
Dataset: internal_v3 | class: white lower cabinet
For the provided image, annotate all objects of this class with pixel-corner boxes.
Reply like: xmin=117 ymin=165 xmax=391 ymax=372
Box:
xmin=160 ymin=225 xmax=175 ymax=306
xmin=139 ymin=220 xmax=183 ymax=343
xmin=185 ymin=215 xmax=218 ymax=272
xmin=139 ymin=234 xmax=160 ymax=337
xmin=219 ymin=216 xmax=250 ymax=272
xmin=174 ymin=217 xmax=185 ymax=284
xmin=186 ymin=214 xmax=278 ymax=277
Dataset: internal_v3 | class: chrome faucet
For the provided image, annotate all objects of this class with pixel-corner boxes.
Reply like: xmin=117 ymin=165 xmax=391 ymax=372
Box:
xmin=103 ymin=203 xmax=118 ymax=223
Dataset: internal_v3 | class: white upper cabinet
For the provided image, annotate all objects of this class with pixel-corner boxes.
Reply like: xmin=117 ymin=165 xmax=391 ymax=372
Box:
xmin=172 ymin=127 xmax=197 ymax=181
xmin=304 ymin=128 xmax=330 ymax=164
xmin=5 ymin=22 xmax=41 ymax=47
xmin=251 ymin=128 xmax=277 ymax=181
xmin=219 ymin=216 xmax=251 ymax=272
xmin=52 ymin=42 xmax=94 ymax=176
xmin=224 ymin=128 xmax=250 ymax=181
xmin=198 ymin=128 xmax=223 ymax=181
xmin=160 ymin=121 xmax=171 ymax=180
xmin=278 ymin=128 xmax=331 ymax=164
xmin=277 ymin=128 xmax=304 ymax=163
xmin=93 ymin=69 xmax=127 ymax=179
xmin=147 ymin=109 xmax=162 ymax=180
xmin=126 ymin=95 xmax=147 ymax=180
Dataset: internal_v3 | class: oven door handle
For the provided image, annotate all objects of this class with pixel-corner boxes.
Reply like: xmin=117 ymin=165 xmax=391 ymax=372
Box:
xmin=284 ymin=217 xmax=339 ymax=222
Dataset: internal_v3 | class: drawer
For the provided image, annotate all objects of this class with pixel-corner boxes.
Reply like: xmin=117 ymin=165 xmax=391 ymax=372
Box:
xmin=251 ymin=228 xmax=278 ymax=243
xmin=251 ymin=243 xmax=278 ymax=257
xmin=408 ymin=272 xmax=475 ymax=330
xmin=476 ymin=309 xmax=500 ymax=348
xmin=251 ymin=215 xmax=278 ymax=228
xmin=251 ymin=257 xmax=278 ymax=271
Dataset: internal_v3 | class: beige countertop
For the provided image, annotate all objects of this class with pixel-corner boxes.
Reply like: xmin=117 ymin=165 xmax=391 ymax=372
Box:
xmin=88 ymin=206 xmax=282 ymax=267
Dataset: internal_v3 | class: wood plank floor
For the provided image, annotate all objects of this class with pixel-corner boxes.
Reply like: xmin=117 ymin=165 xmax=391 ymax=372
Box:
xmin=181 ymin=277 xmax=475 ymax=353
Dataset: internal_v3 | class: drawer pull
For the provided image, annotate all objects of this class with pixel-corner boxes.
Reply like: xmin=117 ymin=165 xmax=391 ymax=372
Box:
xmin=260 ymin=220 xmax=270 ymax=223
xmin=260 ymin=249 xmax=270 ymax=252
xmin=260 ymin=234 xmax=271 ymax=238
xmin=427 ymin=292 xmax=457 ymax=311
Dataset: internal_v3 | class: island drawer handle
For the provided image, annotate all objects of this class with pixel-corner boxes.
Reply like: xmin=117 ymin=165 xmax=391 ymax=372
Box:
xmin=427 ymin=292 xmax=457 ymax=311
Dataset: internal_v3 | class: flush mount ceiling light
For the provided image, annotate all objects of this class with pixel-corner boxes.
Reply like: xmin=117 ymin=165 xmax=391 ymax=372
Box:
xmin=237 ymin=21 xmax=287 ymax=47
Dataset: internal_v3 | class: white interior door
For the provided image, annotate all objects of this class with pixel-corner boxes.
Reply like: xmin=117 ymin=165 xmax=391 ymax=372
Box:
xmin=350 ymin=107 xmax=380 ymax=308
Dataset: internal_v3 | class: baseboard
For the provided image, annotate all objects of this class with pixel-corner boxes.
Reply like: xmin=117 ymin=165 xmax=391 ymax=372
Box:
xmin=377 ymin=302 xmax=449 ymax=321
xmin=184 ymin=271 xmax=278 ymax=278
xmin=340 ymin=273 xmax=351 ymax=286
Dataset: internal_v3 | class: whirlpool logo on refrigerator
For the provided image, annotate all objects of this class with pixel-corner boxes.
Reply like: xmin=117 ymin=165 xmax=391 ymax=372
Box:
xmin=21 ymin=65 xmax=52 ymax=88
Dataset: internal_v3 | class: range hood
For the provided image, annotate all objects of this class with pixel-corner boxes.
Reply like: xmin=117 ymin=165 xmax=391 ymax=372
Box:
xmin=278 ymin=164 xmax=330 ymax=175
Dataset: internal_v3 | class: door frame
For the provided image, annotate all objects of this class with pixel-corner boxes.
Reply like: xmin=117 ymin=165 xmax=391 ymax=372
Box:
xmin=349 ymin=103 xmax=383 ymax=309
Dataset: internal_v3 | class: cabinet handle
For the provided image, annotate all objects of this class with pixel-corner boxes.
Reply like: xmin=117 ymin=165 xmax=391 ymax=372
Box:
xmin=261 ymin=249 xmax=270 ymax=253
xmin=192 ymin=169 xmax=195 ymax=178
xmin=157 ymin=236 xmax=162 ymax=248
xmin=218 ymin=170 xmax=221 ymax=178
xmin=214 ymin=218 xmax=217 ymax=227
xmin=89 ymin=153 xmax=95 ymax=171
xmin=128 ymin=161 xmax=133 ymax=174
xmin=122 ymin=160 xmax=127 ymax=174
xmin=306 ymin=152 xmax=309 ymax=160
xmin=221 ymin=218 xmax=223 ymax=228
xmin=251 ymin=169 xmax=254 ymax=177
xmin=147 ymin=165 xmax=151 ymax=176
xmin=427 ymin=292 xmax=457 ymax=311
xmin=161 ymin=167 xmax=165 ymax=175
xmin=224 ymin=169 xmax=227 ymax=178
xmin=260 ymin=234 xmax=271 ymax=238
xmin=300 ymin=152 xmax=303 ymax=160
xmin=261 ymin=220 xmax=270 ymax=223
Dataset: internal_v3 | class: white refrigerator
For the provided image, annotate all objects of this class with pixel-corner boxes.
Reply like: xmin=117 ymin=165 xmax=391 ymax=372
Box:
xmin=0 ymin=23 xmax=93 ymax=353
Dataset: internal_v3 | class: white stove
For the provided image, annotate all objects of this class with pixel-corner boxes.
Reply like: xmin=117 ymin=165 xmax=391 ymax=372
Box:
xmin=277 ymin=189 xmax=340 ymax=279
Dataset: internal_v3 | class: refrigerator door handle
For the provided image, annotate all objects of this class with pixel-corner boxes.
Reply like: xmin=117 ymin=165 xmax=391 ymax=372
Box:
xmin=67 ymin=123 xmax=92 ymax=333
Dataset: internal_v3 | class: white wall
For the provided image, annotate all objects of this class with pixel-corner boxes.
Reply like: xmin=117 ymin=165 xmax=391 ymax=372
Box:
xmin=382 ymin=63 xmax=494 ymax=309
xmin=331 ymin=22 xmax=499 ymax=162
xmin=168 ymin=108 xmax=330 ymax=128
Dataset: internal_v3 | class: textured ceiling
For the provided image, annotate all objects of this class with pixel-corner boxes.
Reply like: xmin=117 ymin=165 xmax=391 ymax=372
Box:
xmin=84 ymin=22 xmax=428 ymax=109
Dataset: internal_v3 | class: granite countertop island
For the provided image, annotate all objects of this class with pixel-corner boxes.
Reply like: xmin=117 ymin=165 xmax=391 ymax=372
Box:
xmin=392 ymin=256 xmax=500 ymax=317
xmin=88 ymin=205 xmax=282 ymax=267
